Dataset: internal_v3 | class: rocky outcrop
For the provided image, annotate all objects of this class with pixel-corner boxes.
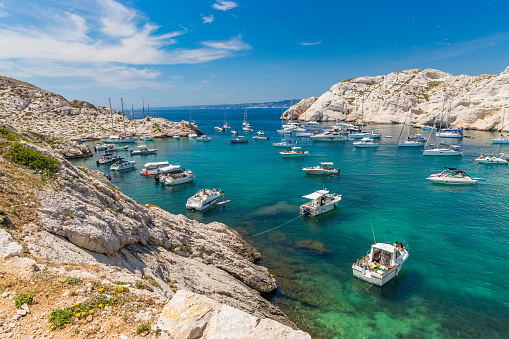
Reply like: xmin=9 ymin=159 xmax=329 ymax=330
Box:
xmin=157 ymin=290 xmax=311 ymax=338
xmin=0 ymin=229 xmax=23 ymax=259
xmin=0 ymin=75 xmax=202 ymax=140
xmin=284 ymin=67 xmax=509 ymax=131
xmin=281 ymin=97 xmax=318 ymax=121
xmin=53 ymin=141 xmax=93 ymax=159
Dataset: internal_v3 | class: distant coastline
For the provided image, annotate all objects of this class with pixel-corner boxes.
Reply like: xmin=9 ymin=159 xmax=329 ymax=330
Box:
xmin=153 ymin=99 xmax=302 ymax=111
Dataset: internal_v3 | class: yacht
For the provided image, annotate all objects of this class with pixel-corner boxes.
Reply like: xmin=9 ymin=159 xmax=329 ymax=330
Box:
xmin=172 ymin=133 xmax=180 ymax=139
xmin=302 ymin=162 xmax=340 ymax=175
xmin=161 ymin=170 xmax=196 ymax=186
xmin=427 ymin=168 xmax=477 ymax=185
xmin=138 ymin=134 xmax=154 ymax=141
xmin=310 ymin=129 xmax=348 ymax=141
xmin=96 ymin=154 xmax=123 ymax=165
xmin=253 ymin=131 xmax=269 ymax=140
xmin=130 ymin=145 xmax=157 ymax=155
xmin=139 ymin=161 xmax=171 ymax=175
xmin=231 ymin=136 xmax=248 ymax=143
xmin=300 ymin=189 xmax=342 ymax=216
xmin=423 ymin=144 xmax=462 ymax=156
xmin=110 ymin=159 xmax=136 ymax=171
xmin=196 ymin=135 xmax=212 ymax=142
xmin=353 ymin=137 xmax=379 ymax=148
xmin=188 ymin=133 xmax=198 ymax=138
xmin=473 ymin=154 xmax=508 ymax=164
xmin=296 ymin=131 xmax=314 ymax=137
xmin=102 ymin=135 xmax=138 ymax=143
xmin=280 ymin=146 xmax=309 ymax=157
xmin=186 ymin=189 xmax=221 ymax=210
xmin=352 ymin=242 xmax=409 ymax=286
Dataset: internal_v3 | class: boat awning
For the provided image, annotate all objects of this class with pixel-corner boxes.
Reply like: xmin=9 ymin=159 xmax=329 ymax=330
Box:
xmin=320 ymin=162 xmax=334 ymax=165
xmin=159 ymin=165 xmax=181 ymax=172
xmin=144 ymin=161 xmax=168 ymax=168
xmin=137 ymin=145 xmax=146 ymax=148
xmin=302 ymin=190 xmax=329 ymax=200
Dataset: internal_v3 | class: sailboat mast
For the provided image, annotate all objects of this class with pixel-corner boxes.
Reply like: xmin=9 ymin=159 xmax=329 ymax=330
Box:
xmin=132 ymin=104 xmax=138 ymax=135
xmin=121 ymin=98 xmax=127 ymax=137
xmin=361 ymin=91 xmax=365 ymax=129
xmin=109 ymin=98 xmax=115 ymax=134
xmin=436 ymin=95 xmax=447 ymax=143
xmin=142 ymin=98 xmax=145 ymax=119
xmin=147 ymin=104 xmax=150 ymax=118
xmin=501 ymin=109 xmax=506 ymax=136
xmin=408 ymin=100 xmax=413 ymax=139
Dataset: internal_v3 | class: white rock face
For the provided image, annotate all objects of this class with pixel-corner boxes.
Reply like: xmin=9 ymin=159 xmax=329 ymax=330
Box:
xmin=0 ymin=229 xmax=23 ymax=259
xmin=157 ymin=290 xmax=311 ymax=339
xmin=283 ymin=67 xmax=509 ymax=131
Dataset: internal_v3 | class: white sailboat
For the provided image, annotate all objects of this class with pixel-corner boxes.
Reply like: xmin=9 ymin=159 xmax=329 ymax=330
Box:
xmin=398 ymin=100 xmax=426 ymax=147
xmin=273 ymin=112 xmax=293 ymax=147
xmin=242 ymin=108 xmax=253 ymax=131
xmin=423 ymin=96 xmax=462 ymax=156
xmin=492 ymin=109 xmax=509 ymax=144
xmin=223 ymin=110 xmax=231 ymax=129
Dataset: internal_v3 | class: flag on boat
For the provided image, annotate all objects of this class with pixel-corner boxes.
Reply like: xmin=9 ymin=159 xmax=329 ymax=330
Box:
xmin=295 ymin=140 xmax=298 ymax=144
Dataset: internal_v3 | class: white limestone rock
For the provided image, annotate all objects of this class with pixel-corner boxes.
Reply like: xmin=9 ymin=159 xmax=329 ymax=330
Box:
xmin=0 ymin=229 xmax=23 ymax=259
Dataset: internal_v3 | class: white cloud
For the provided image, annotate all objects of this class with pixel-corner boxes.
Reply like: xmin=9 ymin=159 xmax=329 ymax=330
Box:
xmin=0 ymin=0 xmax=251 ymax=88
xmin=298 ymin=41 xmax=322 ymax=46
xmin=212 ymin=0 xmax=238 ymax=11
xmin=0 ymin=1 xmax=7 ymax=18
xmin=201 ymin=14 xmax=214 ymax=24
xmin=202 ymin=74 xmax=216 ymax=85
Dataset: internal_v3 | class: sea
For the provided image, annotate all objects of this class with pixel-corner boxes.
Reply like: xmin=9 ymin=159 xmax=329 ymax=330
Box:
xmin=71 ymin=109 xmax=509 ymax=338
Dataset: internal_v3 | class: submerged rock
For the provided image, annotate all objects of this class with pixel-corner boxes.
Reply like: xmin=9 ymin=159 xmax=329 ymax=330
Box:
xmin=295 ymin=239 xmax=330 ymax=253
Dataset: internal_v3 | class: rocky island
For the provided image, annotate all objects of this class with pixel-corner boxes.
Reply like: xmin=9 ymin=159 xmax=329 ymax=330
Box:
xmin=283 ymin=67 xmax=509 ymax=131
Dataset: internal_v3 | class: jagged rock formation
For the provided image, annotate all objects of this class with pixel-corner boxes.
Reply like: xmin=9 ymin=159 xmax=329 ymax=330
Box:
xmin=0 ymin=75 xmax=201 ymax=140
xmin=53 ymin=141 xmax=93 ymax=159
xmin=282 ymin=67 xmax=509 ymax=131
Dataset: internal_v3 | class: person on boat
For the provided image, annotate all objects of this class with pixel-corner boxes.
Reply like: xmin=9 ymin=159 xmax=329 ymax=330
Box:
xmin=393 ymin=241 xmax=399 ymax=248
xmin=398 ymin=243 xmax=405 ymax=252
xmin=373 ymin=250 xmax=381 ymax=264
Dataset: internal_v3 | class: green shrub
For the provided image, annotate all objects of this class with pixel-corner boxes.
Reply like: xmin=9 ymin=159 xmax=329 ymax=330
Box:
xmin=0 ymin=126 xmax=19 ymax=141
xmin=49 ymin=308 xmax=74 ymax=330
xmin=14 ymin=292 xmax=33 ymax=308
xmin=8 ymin=142 xmax=59 ymax=173
xmin=61 ymin=277 xmax=81 ymax=285
xmin=136 ymin=321 xmax=150 ymax=335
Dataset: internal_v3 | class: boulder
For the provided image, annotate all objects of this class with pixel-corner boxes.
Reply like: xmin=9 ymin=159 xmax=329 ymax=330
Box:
xmin=0 ymin=229 xmax=23 ymax=259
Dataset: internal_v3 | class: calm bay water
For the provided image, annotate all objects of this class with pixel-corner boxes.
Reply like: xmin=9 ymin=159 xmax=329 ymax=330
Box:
xmin=72 ymin=109 xmax=509 ymax=338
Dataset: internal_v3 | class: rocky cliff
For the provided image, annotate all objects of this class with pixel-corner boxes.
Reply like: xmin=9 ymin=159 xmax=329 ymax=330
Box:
xmin=0 ymin=76 xmax=201 ymax=140
xmin=283 ymin=67 xmax=509 ymax=131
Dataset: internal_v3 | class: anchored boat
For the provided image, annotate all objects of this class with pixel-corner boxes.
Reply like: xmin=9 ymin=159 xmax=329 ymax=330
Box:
xmin=196 ymin=135 xmax=212 ymax=142
xmin=130 ymin=145 xmax=157 ymax=155
xmin=161 ymin=170 xmax=196 ymax=186
xmin=139 ymin=161 xmax=171 ymax=175
xmin=474 ymin=154 xmax=508 ymax=164
xmin=353 ymin=137 xmax=379 ymax=148
xmin=110 ymin=159 xmax=136 ymax=171
xmin=97 ymin=154 xmax=123 ymax=165
xmin=253 ymin=131 xmax=269 ymax=140
xmin=302 ymin=162 xmax=340 ymax=175
xmin=300 ymin=189 xmax=342 ymax=216
xmin=280 ymin=146 xmax=309 ymax=157
xmin=231 ymin=136 xmax=248 ymax=143
xmin=186 ymin=189 xmax=221 ymax=210
xmin=426 ymin=168 xmax=478 ymax=185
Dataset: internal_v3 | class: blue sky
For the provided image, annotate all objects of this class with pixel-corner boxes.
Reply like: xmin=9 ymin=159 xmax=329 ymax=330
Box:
xmin=0 ymin=0 xmax=508 ymax=107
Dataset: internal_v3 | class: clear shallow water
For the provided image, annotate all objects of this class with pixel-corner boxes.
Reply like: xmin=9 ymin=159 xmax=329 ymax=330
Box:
xmin=72 ymin=109 xmax=509 ymax=338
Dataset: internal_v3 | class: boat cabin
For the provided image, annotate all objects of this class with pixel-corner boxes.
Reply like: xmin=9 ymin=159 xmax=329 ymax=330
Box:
xmin=369 ymin=243 xmax=400 ymax=268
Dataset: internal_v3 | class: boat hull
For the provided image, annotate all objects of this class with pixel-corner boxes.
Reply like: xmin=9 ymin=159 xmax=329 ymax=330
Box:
xmin=492 ymin=139 xmax=509 ymax=144
xmin=426 ymin=177 xmax=477 ymax=185
xmin=475 ymin=159 xmax=508 ymax=164
xmin=423 ymin=149 xmax=462 ymax=156
xmin=353 ymin=143 xmax=379 ymax=148
xmin=280 ymin=152 xmax=309 ymax=157
xmin=398 ymin=142 xmax=425 ymax=147
xmin=300 ymin=199 xmax=341 ymax=216
xmin=302 ymin=168 xmax=339 ymax=175
xmin=272 ymin=143 xmax=293 ymax=148
xmin=102 ymin=138 xmax=138 ymax=143
xmin=352 ymin=263 xmax=403 ymax=287
xmin=162 ymin=177 xmax=194 ymax=185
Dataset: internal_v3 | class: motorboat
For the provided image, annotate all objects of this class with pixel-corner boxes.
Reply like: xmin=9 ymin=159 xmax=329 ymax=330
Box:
xmin=296 ymin=131 xmax=314 ymax=137
xmin=282 ymin=121 xmax=302 ymax=130
xmin=307 ymin=121 xmax=319 ymax=125
xmin=138 ymin=134 xmax=154 ymax=141
xmin=172 ymin=133 xmax=180 ymax=139
xmin=280 ymin=146 xmax=309 ymax=157
xmin=423 ymin=144 xmax=462 ymax=156
xmin=310 ymin=129 xmax=348 ymax=141
xmin=110 ymin=159 xmax=136 ymax=171
xmin=349 ymin=131 xmax=381 ymax=139
xmin=107 ymin=145 xmax=129 ymax=152
xmin=427 ymin=168 xmax=478 ymax=185
xmin=139 ymin=161 xmax=171 ymax=175
xmin=130 ymin=145 xmax=157 ymax=155
xmin=230 ymin=130 xmax=239 ymax=135
xmin=214 ymin=126 xmax=225 ymax=131
xmin=474 ymin=154 xmax=508 ymax=164
xmin=97 ymin=154 xmax=123 ymax=165
xmin=277 ymin=128 xmax=294 ymax=134
xmin=231 ymin=136 xmax=248 ymax=143
xmin=339 ymin=122 xmax=355 ymax=129
xmin=302 ymin=162 xmax=340 ymax=175
xmin=352 ymin=242 xmax=409 ymax=286
xmin=94 ymin=143 xmax=112 ymax=151
xmin=272 ymin=140 xmax=294 ymax=148
xmin=161 ymin=170 xmax=196 ymax=186
xmin=223 ymin=123 xmax=231 ymax=129
xmin=253 ymin=131 xmax=269 ymax=140
xmin=353 ymin=137 xmax=379 ymax=148
xmin=186 ymin=189 xmax=221 ymax=210
xmin=300 ymin=189 xmax=342 ymax=216
xmin=242 ymin=126 xmax=253 ymax=132
xmin=196 ymin=135 xmax=212 ymax=141
xmin=102 ymin=135 xmax=138 ymax=143
xmin=154 ymin=165 xmax=183 ymax=181
xmin=188 ymin=133 xmax=198 ymax=138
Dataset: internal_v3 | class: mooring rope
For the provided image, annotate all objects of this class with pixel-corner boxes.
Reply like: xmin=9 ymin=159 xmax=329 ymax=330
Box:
xmin=249 ymin=215 xmax=301 ymax=237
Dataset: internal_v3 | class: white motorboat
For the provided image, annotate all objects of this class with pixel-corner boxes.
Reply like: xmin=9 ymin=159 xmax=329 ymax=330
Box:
xmin=196 ymin=135 xmax=212 ymax=141
xmin=307 ymin=121 xmax=319 ymax=125
xmin=188 ymin=133 xmax=198 ymax=138
xmin=353 ymin=137 xmax=379 ymax=148
xmin=302 ymin=162 xmax=340 ymax=175
xmin=161 ymin=170 xmax=196 ymax=185
xmin=94 ymin=143 xmax=113 ymax=151
xmin=154 ymin=164 xmax=183 ymax=181
xmin=280 ymin=146 xmax=309 ymax=157
xmin=436 ymin=130 xmax=463 ymax=138
xmin=106 ymin=145 xmax=129 ymax=152
xmin=186 ymin=189 xmax=221 ymax=210
xmin=102 ymin=135 xmax=138 ymax=143
xmin=130 ymin=145 xmax=157 ymax=155
xmin=230 ymin=130 xmax=239 ymax=135
xmin=492 ymin=109 xmax=509 ymax=144
xmin=96 ymin=154 xmax=123 ymax=165
xmin=300 ymin=190 xmax=342 ymax=216
xmin=339 ymin=122 xmax=355 ymax=129
xmin=138 ymin=134 xmax=154 ymax=141
xmin=231 ymin=136 xmax=248 ymax=143
xmin=172 ymin=133 xmax=180 ymax=139
xmin=110 ymin=159 xmax=136 ymax=171
xmin=427 ymin=168 xmax=477 ymax=185
xmin=139 ymin=161 xmax=171 ymax=175
xmin=349 ymin=130 xmax=381 ymax=139
xmin=272 ymin=141 xmax=294 ymax=148
xmin=352 ymin=242 xmax=409 ymax=286
xmin=253 ymin=131 xmax=269 ymax=140
xmin=296 ymin=131 xmax=314 ymax=137
xmin=423 ymin=144 xmax=462 ymax=156
xmin=242 ymin=126 xmax=253 ymax=132
xmin=310 ymin=129 xmax=348 ymax=141
xmin=214 ymin=126 xmax=225 ymax=131
xmin=474 ymin=154 xmax=508 ymax=164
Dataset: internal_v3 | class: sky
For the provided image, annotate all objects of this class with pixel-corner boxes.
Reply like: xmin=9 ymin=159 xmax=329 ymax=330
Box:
xmin=0 ymin=0 xmax=508 ymax=108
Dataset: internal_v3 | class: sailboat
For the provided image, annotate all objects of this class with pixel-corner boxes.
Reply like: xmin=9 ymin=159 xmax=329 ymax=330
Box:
xmin=492 ymin=109 xmax=509 ymax=144
xmin=273 ymin=108 xmax=293 ymax=148
xmin=223 ymin=110 xmax=231 ymax=129
xmin=189 ymin=105 xmax=198 ymax=127
xmin=398 ymin=100 xmax=426 ymax=147
xmin=348 ymin=91 xmax=381 ymax=139
xmin=139 ymin=98 xmax=154 ymax=141
xmin=423 ymin=96 xmax=462 ymax=156
xmin=435 ymin=104 xmax=463 ymax=138
xmin=102 ymin=98 xmax=138 ymax=143
xmin=242 ymin=108 xmax=253 ymax=131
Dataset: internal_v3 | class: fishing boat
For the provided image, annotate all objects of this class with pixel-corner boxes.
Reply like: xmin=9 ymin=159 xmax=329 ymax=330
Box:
xmin=353 ymin=137 xmax=379 ymax=148
xmin=473 ymin=154 xmax=508 ymax=164
xmin=130 ymin=145 xmax=157 ymax=155
xmin=110 ymin=159 xmax=136 ymax=171
xmin=102 ymin=135 xmax=138 ymax=143
xmin=352 ymin=242 xmax=409 ymax=286
xmin=398 ymin=100 xmax=426 ymax=147
xmin=139 ymin=161 xmax=171 ymax=175
xmin=427 ymin=168 xmax=477 ymax=185
xmin=188 ymin=133 xmax=198 ymax=138
xmin=161 ymin=170 xmax=196 ymax=186
xmin=96 ymin=154 xmax=123 ymax=165
xmin=138 ymin=134 xmax=154 ymax=141
xmin=172 ymin=133 xmax=180 ymax=139
xmin=280 ymin=146 xmax=309 ymax=157
xmin=186 ymin=189 xmax=221 ymax=210
xmin=302 ymin=162 xmax=340 ymax=175
xmin=196 ymin=135 xmax=212 ymax=141
xmin=310 ymin=128 xmax=348 ymax=141
xmin=253 ymin=131 xmax=269 ymax=140
xmin=231 ymin=136 xmax=248 ymax=143
xmin=300 ymin=189 xmax=342 ymax=216
xmin=492 ymin=109 xmax=509 ymax=144
xmin=214 ymin=126 xmax=225 ymax=131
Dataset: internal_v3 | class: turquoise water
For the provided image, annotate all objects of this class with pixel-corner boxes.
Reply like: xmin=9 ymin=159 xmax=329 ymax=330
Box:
xmin=72 ymin=109 xmax=509 ymax=338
